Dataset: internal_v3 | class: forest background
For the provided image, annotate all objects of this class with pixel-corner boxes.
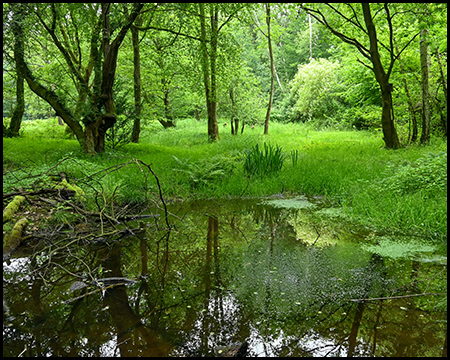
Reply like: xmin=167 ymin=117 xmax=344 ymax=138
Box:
xmin=3 ymin=3 xmax=447 ymax=241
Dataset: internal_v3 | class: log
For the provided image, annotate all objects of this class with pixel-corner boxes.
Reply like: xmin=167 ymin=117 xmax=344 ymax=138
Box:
xmin=3 ymin=217 xmax=28 ymax=256
xmin=3 ymin=195 xmax=26 ymax=223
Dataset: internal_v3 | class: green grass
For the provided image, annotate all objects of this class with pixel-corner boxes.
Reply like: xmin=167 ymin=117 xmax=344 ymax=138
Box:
xmin=3 ymin=117 xmax=447 ymax=239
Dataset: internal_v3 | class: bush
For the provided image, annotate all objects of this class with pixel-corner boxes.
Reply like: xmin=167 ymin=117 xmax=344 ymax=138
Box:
xmin=289 ymin=58 xmax=346 ymax=125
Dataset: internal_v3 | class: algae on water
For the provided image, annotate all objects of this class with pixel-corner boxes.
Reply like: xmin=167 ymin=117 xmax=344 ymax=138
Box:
xmin=361 ymin=236 xmax=437 ymax=259
xmin=262 ymin=196 xmax=316 ymax=210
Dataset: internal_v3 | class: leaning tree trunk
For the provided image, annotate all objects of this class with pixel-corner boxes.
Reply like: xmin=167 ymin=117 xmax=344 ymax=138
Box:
xmin=419 ymin=28 xmax=431 ymax=145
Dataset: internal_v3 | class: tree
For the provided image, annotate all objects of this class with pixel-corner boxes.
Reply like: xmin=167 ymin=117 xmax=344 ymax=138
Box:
xmin=419 ymin=27 xmax=431 ymax=145
xmin=303 ymin=3 xmax=421 ymax=149
xmin=263 ymin=3 xmax=275 ymax=135
xmin=198 ymin=3 xmax=219 ymax=141
xmin=14 ymin=3 xmax=143 ymax=155
xmin=6 ymin=3 xmax=25 ymax=137
xmin=131 ymin=15 xmax=142 ymax=143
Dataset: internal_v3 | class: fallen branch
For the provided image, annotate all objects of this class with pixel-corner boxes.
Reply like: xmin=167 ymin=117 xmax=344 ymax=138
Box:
xmin=3 ymin=217 xmax=28 ymax=256
xmin=3 ymin=195 xmax=26 ymax=223
xmin=343 ymin=292 xmax=446 ymax=302
xmin=3 ymin=188 xmax=75 ymax=200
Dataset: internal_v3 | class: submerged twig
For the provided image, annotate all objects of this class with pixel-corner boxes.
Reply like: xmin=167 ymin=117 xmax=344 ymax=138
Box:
xmin=343 ymin=292 xmax=446 ymax=302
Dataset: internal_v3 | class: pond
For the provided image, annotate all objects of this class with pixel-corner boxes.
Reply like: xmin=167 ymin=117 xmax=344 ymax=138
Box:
xmin=3 ymin=196 xmax=447 ymax=357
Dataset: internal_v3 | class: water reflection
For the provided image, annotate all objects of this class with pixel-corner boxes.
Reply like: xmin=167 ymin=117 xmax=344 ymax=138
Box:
xmin=3 ymin=197 xmax=447 ymax=357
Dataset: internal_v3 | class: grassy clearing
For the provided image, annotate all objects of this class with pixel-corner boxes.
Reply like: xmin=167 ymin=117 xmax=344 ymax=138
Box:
xmin=3 ymin=117 xmax=447 ymax=239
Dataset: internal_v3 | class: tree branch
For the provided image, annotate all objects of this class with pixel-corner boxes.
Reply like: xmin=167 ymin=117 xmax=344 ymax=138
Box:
xmin=302 ymin=5 xmax=371 ymax=60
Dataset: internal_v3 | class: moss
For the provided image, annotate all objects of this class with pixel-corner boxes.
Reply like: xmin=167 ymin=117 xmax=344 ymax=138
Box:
xmin=3 ymin=217 xmax=28 ymax=255
xmin=3 ymin=195 xmax=26 ymax=224
xmin=55 ymin=179 xmax=86 ymax=202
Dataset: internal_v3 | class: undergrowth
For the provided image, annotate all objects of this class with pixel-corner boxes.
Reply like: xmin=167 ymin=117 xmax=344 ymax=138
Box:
xmin=3 ymin=117 xmax=447 ymax=239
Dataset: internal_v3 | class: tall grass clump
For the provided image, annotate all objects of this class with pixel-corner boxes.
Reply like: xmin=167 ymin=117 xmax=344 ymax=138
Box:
xmin=243 ymin=143 xmax=285 ymax=178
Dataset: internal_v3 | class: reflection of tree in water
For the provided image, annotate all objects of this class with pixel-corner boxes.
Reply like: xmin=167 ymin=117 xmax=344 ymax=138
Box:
xmin=3 ymin=199 xmax=447 ymax=357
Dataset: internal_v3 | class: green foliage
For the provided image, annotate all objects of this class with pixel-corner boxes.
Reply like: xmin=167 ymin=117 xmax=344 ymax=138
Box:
xmin=289 ymin=58 xmax=346 ymax=126
xmin=243 ymin=142 xmax=285 ymax=177
xmin=289 ymin=149 xmax=299 ymax=167
xmin=376 ymin=152 xmax=447 ymax=195
xmin=172 ymin=155 xmax=237 ymax=189
xmin=105 ymin=114 xmax=133 ymax=150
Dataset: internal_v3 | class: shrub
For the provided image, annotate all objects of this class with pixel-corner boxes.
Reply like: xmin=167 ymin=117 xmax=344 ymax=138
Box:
xmin=243 ymin=143 xmax=285 ymax=178
xmin=289 ymin=58 xmax=346 ymax=125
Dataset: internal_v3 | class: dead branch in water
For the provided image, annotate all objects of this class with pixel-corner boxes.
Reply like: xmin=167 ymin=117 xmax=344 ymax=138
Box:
xmin=343 ymin=292 xmax=446 ymax=302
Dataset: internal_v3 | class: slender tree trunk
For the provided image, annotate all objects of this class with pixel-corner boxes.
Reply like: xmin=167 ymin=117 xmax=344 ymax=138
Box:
xmin=435 ymin=47 xmax=447 ymax=136
xmin=362 ymin=3 xmax=400 ymax=149
xmin=131 ymin=16 xmax=142 ymax=143
xmin=199 ymin=3 xmax=219 ymax=141
xmin=229 ymin=87 xmax=239 ymax=135
xmin=264 ymin=3 xmax=275 ymax=135
xmin=396 ymin=44 xmax=418 ymax=143
xmin=15 ymin=31 xmax=85 ymax=145
xmin=308 ymin=13 xmax=313 ymax=60
xmin=8 ymin=3 xmax=25 ymax=137
xmin=419 ymin=28 xmax=431 ymax=145
xmin=435 ymin=47 xmax=447 ymax=103
xmin=209 ymin=5 xmax=219 ymax=141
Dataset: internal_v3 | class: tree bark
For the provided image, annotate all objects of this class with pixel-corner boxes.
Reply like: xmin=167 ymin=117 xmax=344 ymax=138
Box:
xmin=199 ymin=3 xmax=219 ymax=142
xmin=229 ymin=87 xmax=238 ymax=135
xmin=419 ymin=28 xmax=431 ymax=145
xmin=83 ymin=3 xmax=143 ymax=154
xmin=435 ymin=47 xmax=447 ymax=103
xmin=8 ymin=4 xmax=25 ymax=137
xmin=131 ymin=16 xmax=142 ymax=143
xmin=362 ymin=3 xmax=400 ymax=149
xmin=264 ymin=3 xmax=275 ymax=135
xmin=396 ymin=43 xmax=418 ymax=143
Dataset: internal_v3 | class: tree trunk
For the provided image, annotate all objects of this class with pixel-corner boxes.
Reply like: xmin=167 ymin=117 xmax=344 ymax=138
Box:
xmin=7 ymin=3 xmax=26 ymax=137
xmin=229 ymin=87 xmax=239 ymax=135
xmin=9 ymin=51 xmax=25 ymax=137
xmin=419 ymin=28 xmax=431 ymax=145
xmin=264 ymin=3 xmax=275 ymax=135
xmin=396 ymin=44 xmax=418 ymax=143
xmin=435 ymin=47 xmax=447 ymax=103
xmin=199 ymin=3 xmax=219 ymax=142
xmin=131 ymin=16 xmax=142 ymax=143
xmin=362 ymin=3 xmax=400 ymax=149
xmin=82 ymin=3 xmax=143 ymax=155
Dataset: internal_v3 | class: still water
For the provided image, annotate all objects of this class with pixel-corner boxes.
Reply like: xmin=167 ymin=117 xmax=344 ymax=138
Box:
xmin=3 ymin=196 xmax=447 ymax=357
